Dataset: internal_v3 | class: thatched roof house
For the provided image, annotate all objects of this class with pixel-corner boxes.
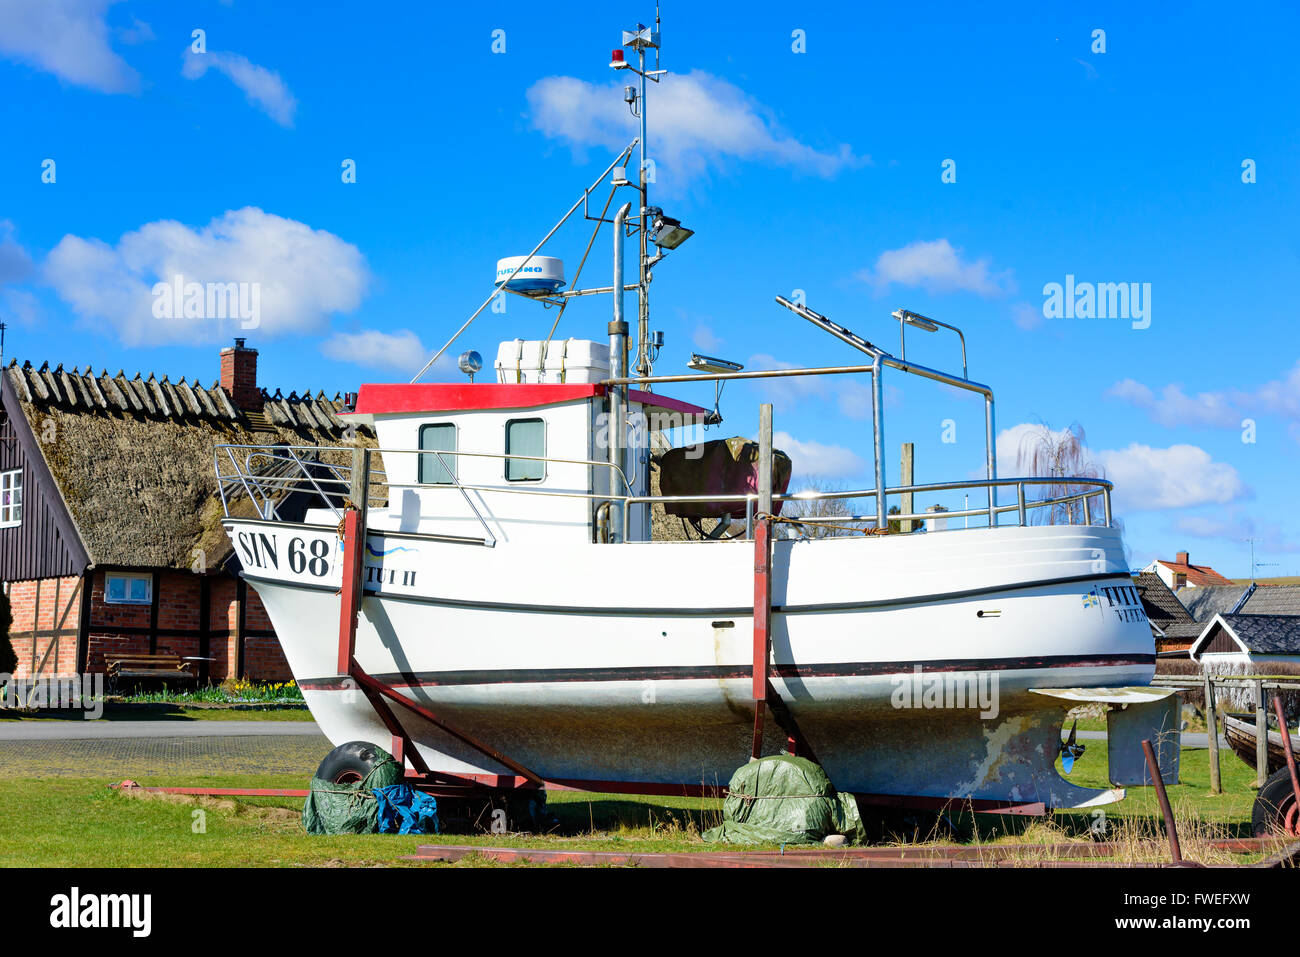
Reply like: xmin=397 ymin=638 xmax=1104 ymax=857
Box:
xmin=0 ymin=339 xmax=374 ymax=683
xmin=1 ymin=346 xmax=371 ymax=574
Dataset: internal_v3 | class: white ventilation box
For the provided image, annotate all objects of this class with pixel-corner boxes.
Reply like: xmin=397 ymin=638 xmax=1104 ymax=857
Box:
xmin=495 ymin=339 xmax=610 ymax=384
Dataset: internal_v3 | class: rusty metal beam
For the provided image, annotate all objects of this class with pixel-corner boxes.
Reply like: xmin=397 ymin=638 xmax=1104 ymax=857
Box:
xmin=751 ymin=515 xmax=771 ymax=759
xmin=349 ymin=668 xmax=545 ymax=786
xmin=1272 ymin=695 xmax=1300 ymax=825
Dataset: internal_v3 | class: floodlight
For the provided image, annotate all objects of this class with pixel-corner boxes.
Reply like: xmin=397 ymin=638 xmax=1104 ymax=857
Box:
xmin=687 ymin=354 xmax=743 ymax=374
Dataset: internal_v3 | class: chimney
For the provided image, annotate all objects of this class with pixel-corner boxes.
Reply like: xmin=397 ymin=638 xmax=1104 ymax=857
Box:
xmin=1176 ymin=550 xmax=1189 ymax=566
xmin=220 ymin=337 xmax=262 ymax=409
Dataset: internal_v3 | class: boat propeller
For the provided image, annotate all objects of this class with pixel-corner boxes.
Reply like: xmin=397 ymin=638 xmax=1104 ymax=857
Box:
xmin=1059 ymin=719 xmax=1087 ymax=775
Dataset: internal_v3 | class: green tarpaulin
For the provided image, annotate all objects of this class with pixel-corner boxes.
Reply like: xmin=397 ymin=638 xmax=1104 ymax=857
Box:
xmin=702 ymin=754 xmax=866 ymax=846
xmin=301 ymin=752 xmax=405 ymax=836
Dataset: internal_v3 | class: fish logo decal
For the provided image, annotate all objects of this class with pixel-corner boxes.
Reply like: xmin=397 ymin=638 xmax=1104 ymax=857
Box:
xmin=366 ymin=543 xmax=417 ymax=558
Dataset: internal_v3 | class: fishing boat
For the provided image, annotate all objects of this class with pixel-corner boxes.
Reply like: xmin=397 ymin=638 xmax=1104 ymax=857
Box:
xmin=215 ymin=15 xmax=1180 ymax=816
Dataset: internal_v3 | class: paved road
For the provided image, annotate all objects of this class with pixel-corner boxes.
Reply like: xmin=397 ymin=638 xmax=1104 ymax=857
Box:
xmin=1070 ymin=729 xmax=1227 ymax=749
xmin=0 ymin=719 xmax=330 ymax=777
xmin=0 ymin=719 xmax=323 ymax=740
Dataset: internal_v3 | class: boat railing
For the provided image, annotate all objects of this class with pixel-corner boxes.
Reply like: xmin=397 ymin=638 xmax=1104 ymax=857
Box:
xmin=215 ymin=442 xmax=1111 ymax=544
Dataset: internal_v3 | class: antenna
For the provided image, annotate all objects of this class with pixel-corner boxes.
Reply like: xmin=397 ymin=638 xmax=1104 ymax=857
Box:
xmin=1245 ymin=538 xmax=1279 ymax=581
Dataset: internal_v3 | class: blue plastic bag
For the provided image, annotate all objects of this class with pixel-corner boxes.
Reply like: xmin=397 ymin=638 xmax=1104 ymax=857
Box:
xmin=373 ymin=784 xmax=440 ymax=835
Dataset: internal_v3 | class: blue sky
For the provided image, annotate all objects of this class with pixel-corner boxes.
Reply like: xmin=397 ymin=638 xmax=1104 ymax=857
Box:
xmin=1 ymin=0 xmax=1297 ymax=577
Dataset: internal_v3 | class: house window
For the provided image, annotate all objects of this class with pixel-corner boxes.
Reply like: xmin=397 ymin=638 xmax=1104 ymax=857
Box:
xmin=105 ymin=572 xmax=152 ymax=605
xmin=0 ymin=469 xmax=21 ymax=527
xmin=418 ymin=423 xmax=457 ymax=485
xmin=505 ymin=418 xmax=545 ymax=481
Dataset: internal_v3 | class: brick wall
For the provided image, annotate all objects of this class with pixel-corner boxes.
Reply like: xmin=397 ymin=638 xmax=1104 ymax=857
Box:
xmin=6 ymin=569 xmax=295 ymax=684
xmin=241 ymin=587 xmax=291 ymax=681
xmin=7 ymin=576 xmax=83 ymax=677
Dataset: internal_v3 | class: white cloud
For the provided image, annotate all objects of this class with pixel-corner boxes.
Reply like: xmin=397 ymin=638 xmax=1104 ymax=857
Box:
xmin=996 ymin=422 xmax=1080 ymax=470
xmin=1106 ymin=378 xmax=1240 ymax=428
xmin=182 ymin=49 xmax=296 ymax=127
xmin=44 ymin=207 xmax=368 ymax=345
xmin=1172 ymin=512 xmax=1298 ymax=553
xmin=996 ymin=422 xmax=1246 ymax=513
xmin=0 ymin=0 xmax=138 ymax=93
xmin=749 ymin=352 xmax=898 ymax=419
xmin=1 ymin=288 xmax=39 ymax=326
xmin=1011 ymin=301 xmax=1042 ymax=331
xmin=526 ymin=70 xmax=863 ymax=187
xmin=692 ymin=324 xmax=723 ymax=352
xmin=774 ymin=430 xmax=867 ymax=480
xmin=321 ymin=329 xmax=431 ymax=374
xmin=1109 ymin=362 xmax=1300 ymax=439
xmin=116 ymin=17 xmax=152 ymax=45
xmin=1097 ymin=443 xmax=1246 ymax=511
xmin=858 ymin=239 xmax=1014 ymax=297
xmin=0 ymin=221 xmax=33 ymax=283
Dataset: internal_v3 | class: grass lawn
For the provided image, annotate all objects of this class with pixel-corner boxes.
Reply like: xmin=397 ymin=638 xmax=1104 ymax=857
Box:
xmin=0 ymin=738 xmax=1271 ymax=867
xmin=0 ymin=703 xmax=314 ymax=722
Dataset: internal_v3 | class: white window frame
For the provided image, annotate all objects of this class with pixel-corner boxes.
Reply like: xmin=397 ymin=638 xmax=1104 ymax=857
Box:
xmin=504 ymin=417 xmax=547 ymax=482
xmin=418 ymin=422 xmax=458 ymax=485
xmin=104 ymin=572 xmax=152 ymax=605
xmin=0 ymin=468 xmax=21 ymax=528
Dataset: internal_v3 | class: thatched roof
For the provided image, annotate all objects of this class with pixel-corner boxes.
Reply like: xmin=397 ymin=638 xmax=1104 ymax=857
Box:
xmin=5 ymin=360 xmax=374 ymax=570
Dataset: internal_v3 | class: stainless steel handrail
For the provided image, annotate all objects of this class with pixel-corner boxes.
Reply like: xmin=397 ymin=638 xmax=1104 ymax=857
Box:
xmin=214 ymin=443 xmax=1113 ymax=540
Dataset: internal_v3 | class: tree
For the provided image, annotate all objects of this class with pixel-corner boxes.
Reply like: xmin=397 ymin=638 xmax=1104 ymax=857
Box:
xmin=1013 ymin=422 xmax=1110 ymax=526
xmin=780 ymin=479 xmax=870 ymax=539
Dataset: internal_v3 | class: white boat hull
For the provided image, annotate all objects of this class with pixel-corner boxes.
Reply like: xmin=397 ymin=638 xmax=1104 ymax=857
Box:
xmin=228 ymin=519 xmax=1156 ymax=806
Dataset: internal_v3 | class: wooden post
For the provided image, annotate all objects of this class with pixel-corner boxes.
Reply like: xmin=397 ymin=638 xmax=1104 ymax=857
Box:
xmin=198 ymin=575 xmax=211 ymax=686
xmin=75 ymin=570 xmax=93 ymax=675
xmin=900 ymin=443 xmax=914 ymax=533
xmin=1255 ymin=679 xmax=1268 ymax=788
xmin=1204 ymin=673 xmax=1221 ymax=794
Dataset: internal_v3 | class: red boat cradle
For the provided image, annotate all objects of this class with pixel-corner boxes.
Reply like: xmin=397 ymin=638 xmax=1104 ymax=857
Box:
xmin=328 ymin=480 xmax=1045 ymax=815
xmin=329 ymin=497 xmax=828 ymax=802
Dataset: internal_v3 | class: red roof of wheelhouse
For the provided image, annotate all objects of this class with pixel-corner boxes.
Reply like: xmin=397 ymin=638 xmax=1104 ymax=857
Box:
xmin=350 ymin=382 xmax=709 ymax=418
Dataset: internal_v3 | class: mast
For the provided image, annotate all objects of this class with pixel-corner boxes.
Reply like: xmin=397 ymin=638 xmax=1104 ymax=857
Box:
xmin=623 ymin=7 xmax=662 ymax=381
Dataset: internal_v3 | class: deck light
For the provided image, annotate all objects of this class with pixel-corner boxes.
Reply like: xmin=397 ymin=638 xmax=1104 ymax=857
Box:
xmin=687 ymin=354 xmax=743 ymax=374
xmin=646 ymin=207 xmax=694 ymax=250
xmin=892 ymin=309 xmax=939 ymax=332
xmin=891 ymin=308 xmax=968 ymax=379
xmin=458 ymin=350 xmax=483 ymax=382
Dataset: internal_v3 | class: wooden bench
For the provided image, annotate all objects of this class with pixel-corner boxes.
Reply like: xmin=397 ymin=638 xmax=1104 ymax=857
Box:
xmin=104 ymin=653 xmax=198 ymax=695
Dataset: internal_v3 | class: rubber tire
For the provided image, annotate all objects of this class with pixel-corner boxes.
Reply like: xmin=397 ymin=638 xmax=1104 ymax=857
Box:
xmin=1251 ymin=767 xmax=1300 ymax=838
xmin=315 ymin=741 xmax=387 ymax=785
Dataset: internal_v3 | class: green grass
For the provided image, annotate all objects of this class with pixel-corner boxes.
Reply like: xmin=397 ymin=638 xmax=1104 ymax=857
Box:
xmin=0 ymin=774 xmax=722 ymax=867
xmin=122 ymin=680 xmax=303 ymax=705
xmin=0 ymin=702 xmax=313 ymax=722
xmin=0 ymin=739 xmax=1268 ymax=868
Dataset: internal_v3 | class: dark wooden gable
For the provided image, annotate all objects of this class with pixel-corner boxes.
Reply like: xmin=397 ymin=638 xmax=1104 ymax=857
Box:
xmin=0 ymin=373 xmax=89 ymax=581
xmin=1200 ymin=621 xmax=1242 ymax=656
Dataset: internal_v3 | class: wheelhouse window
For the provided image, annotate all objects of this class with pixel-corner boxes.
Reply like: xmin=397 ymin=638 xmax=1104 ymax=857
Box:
xmin=418 ymin=423 xmax=457 ymax=485
xmin=105 ymin=572 xmax=152 ymax=605
xmin=505 ymin=418 xmax=545 ymax=481
xmin=0 ymin=469 xmax=21 ymax=527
